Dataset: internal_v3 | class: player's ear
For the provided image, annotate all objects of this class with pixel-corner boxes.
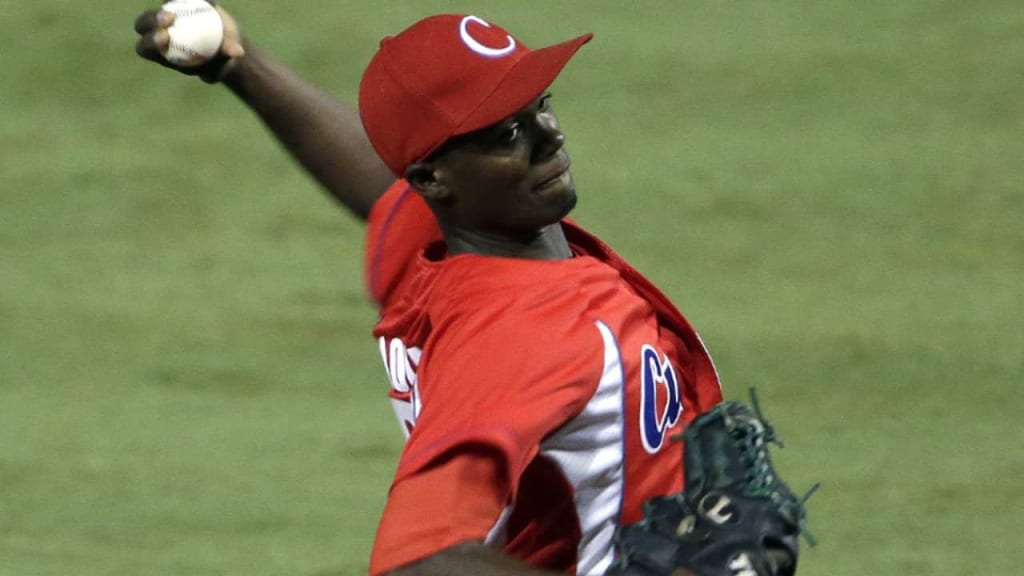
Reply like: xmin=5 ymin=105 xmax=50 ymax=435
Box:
xmin=405 ymin=162 xmax=452 ymax=202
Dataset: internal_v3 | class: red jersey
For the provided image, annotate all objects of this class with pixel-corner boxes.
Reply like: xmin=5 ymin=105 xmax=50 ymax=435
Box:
xmin=364 ymin=181 xmax=723 ymax=575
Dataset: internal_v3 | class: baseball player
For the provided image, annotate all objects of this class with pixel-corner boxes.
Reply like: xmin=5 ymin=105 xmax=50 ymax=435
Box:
xmin=134 ymin=7 xmax=801 ymax=576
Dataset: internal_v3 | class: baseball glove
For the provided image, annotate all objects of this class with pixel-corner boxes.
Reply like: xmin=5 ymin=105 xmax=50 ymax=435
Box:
xmin=606 ymin=391 xmax=817 ymax=576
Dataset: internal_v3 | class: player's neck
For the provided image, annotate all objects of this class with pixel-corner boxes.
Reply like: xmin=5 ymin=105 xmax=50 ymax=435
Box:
xmin=444 ymin=222 xmax=572 ymax=260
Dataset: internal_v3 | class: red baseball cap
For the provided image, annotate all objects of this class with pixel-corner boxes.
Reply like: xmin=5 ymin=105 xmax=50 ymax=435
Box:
xmin=359 ymin=14 xmax=593 ymax=176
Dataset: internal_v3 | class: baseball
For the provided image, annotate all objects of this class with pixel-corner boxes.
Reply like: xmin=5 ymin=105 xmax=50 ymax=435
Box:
xmin=160 ymin=0 xmax=224 ymax=67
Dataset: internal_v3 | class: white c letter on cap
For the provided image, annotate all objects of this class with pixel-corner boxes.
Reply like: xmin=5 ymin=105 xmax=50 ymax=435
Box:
xmin=459 ymin=15 xmax=516 ymax=58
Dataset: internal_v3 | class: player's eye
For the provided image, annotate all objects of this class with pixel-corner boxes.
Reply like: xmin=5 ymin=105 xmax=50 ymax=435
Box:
xmin=498 ymin=123 xmax=521 ymax=144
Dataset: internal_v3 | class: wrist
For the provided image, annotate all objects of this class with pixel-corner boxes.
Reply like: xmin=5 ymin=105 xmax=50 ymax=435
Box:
xmin=219 ymin=40 xmax=258 ymax=89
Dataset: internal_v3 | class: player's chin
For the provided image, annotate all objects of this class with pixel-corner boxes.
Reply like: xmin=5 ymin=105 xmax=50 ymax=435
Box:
xmin=517 ymin=187 xmax=576 ymax=230
xmin=555 ymin=187 xmax=578 ymax=219
xmin=536 ymin=171 xmax=577 ymax=206
xmin=537 ymin=180 xmax=577 ymax=221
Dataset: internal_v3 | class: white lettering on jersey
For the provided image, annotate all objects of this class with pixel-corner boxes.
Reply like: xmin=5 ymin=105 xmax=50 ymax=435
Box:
xmin=378 ymin=336 xmax=422 ymax=435
xmin=639 ymin=345 xmax=682 ymax=453
xmin=459 ymin=15 xmax=516 ymax=58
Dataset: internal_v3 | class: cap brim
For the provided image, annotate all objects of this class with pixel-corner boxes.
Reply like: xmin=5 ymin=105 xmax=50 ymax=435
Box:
xmin=454 ymin=33 xmax=593 ymax=137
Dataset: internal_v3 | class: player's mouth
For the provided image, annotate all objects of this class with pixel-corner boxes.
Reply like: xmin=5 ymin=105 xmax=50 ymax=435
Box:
xmin=533 ymin=159 xmax=571 ymax=192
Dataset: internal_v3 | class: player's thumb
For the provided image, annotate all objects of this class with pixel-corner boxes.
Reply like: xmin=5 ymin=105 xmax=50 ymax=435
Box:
xmin=222 ymin=39 xmax=244 ymax=58
xmin=215 ymin=6 xmax=245 ymax=58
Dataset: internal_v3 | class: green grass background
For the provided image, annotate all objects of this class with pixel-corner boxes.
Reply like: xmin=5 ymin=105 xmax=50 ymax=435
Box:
xmin=2 ymin=1 xmax=1022 ymax=574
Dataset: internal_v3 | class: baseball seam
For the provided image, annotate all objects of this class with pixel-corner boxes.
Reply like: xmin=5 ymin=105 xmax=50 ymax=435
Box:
xmin=166 ymin=0 xmax=213 ymax=19
xmin=164 ymin=1 xmax=219 ymax=63
xmin=168 ymin=39 xmax=202 ymax=58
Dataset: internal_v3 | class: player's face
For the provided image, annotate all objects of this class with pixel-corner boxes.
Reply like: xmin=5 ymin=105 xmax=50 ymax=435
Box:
xmin=428 ymin=93 xmax=576 ymax=235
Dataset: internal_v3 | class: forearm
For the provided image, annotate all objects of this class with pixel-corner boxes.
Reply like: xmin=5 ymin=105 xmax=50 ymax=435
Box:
xmin=385 ymin=542 xmax=561 ymax=576
xmin=221 ymin=43 xmax=393 ymax=220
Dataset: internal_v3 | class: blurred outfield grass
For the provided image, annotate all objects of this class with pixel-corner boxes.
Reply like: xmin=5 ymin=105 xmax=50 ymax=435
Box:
xmin=1 ymin=1 xmax=1022 ymax=574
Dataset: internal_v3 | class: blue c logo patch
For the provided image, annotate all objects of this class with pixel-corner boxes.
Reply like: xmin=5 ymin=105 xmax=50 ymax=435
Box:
xmin=640 ymin=345 xmax=682 ymax=453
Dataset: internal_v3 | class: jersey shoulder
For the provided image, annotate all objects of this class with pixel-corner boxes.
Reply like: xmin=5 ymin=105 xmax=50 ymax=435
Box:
xmin=428 ymin=251 xmax=617 ymax=318
xmin=414 ymin=255 xmax=626 ymax=422
xmin=364 ymin=180 xmax=442 ymax=308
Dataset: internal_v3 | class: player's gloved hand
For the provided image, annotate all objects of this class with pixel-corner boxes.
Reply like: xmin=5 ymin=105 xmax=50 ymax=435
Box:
xmin=607 ymin=492 xmax=798 ymax=576
xmin=606 ymin=391 xmax=817 ymax=576
xmin=133 ymin=1 xmax=244 ymax=83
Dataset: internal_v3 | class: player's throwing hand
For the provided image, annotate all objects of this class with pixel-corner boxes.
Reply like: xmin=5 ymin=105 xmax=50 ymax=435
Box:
xmin=133 ymin=1 xmax=245 ymax=83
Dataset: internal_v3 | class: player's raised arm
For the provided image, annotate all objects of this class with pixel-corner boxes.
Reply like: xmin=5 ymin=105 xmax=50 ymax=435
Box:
xmin=133 ymin=2 xmax=394 ymax=221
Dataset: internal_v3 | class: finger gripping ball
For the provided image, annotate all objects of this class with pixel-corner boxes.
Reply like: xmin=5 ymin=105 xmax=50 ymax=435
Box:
xmin=160 ymin=0 xmax=224 ymax=67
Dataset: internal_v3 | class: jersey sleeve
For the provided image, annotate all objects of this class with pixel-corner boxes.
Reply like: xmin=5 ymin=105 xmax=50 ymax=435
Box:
xmin=370 ymin=294 xmax=606 ymax=571
xmin=369 ymin=447 xmax=509 ymax=575
xmin=364 ymin=180 xmax=443 ymax=309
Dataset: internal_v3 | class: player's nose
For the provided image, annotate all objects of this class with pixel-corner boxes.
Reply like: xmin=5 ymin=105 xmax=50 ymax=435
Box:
xmin=532 ymin=119 xmax=565 ymax=161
